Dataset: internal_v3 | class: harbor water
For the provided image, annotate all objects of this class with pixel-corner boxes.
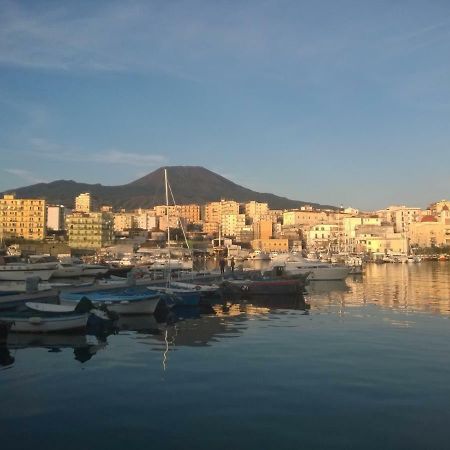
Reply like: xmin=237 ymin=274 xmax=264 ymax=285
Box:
xmin=1 ymin=262 xmax=450 ymax=449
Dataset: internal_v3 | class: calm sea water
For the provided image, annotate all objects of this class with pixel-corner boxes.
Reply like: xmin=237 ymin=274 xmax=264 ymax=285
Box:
xmin=1 ymin=262 xmax=450 ymax=450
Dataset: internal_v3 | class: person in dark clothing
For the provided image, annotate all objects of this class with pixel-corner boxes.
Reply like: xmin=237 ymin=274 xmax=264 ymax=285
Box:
xmin=219 ymin=257 xmax=226 ymax=275
xmin=230 ymin=257 xmax=235 ymax=272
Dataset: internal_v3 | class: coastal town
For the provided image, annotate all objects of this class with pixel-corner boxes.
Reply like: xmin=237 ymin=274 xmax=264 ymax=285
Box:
xmin=1 ymin=190 xmax=449 ymax=264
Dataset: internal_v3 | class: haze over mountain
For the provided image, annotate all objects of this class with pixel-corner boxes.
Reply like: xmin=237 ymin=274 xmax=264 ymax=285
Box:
xmin=2 ymin=166 xmax=336 ymax=210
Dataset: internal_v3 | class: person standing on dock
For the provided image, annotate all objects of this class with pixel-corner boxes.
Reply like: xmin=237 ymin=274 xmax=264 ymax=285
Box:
xmin=219 ymin=256 xmax=226 ymax=275
xmin=230 ymin=257 xmax=235 ymax=273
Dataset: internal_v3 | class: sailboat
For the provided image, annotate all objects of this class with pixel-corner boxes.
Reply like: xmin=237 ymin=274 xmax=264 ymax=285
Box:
xmin=149 ymin=169 xmax=204 ymax=306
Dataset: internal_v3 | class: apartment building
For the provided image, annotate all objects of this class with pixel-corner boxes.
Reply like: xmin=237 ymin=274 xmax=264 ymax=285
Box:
xmin=0 ymin=194 xmax=46 ymax=241
xmin=245 ymin=201 xmax=268 ymax=221
xmin=47 ymin=205 xmax=66 ymax=231
xmin=204 ymin=200 xmax=240 ymax=223
xmin=75 ymin=192 xmax=96 ymax=213
xmin=66 ymin=211 xmax=114 ymax=250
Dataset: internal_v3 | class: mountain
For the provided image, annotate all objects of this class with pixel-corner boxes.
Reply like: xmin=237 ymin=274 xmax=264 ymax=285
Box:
xmin=2 ymin=166 xmax=336 ymax=210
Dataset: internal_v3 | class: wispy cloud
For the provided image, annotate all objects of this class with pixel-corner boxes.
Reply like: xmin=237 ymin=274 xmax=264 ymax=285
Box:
xmin=28 ymin=137 xmax=166 ymax=167
xmin=3 ymin=168 xmax=47 ymax=184
xmin=0 ymin=0 xmax=358 ymax=80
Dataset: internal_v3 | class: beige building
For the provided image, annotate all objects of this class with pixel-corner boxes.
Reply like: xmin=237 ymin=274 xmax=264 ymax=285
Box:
xmin=113 ymin=212 xmax=135 ymax=232
xmin=204 ymin=200 xmax=240 ymax=223
xmin=235 ymin=225 xmax=255 ymax=243
xmin=251 ymin=238 xmax=289 ymax=252
xmin=377 ymin=205 xmax=423 ymax=233
xmin=66 ymin=211 xmax=114 ymax=250
xmin=307 ymin=224 xmax=339 ymax=250
xmin=261 ymin=209 xmax=283 ymax=224
xmin=155 ymin=204 xmax=201 ymax=224
xmin=221 ymin=214 xmax=246 ymax=237
xmin=245 ymin=201 xmax=268 ymax=221
xmin=342 ymin=217 xmax=381 ymax=252
xmin=0 ymin=194 xmax=46 ymax=241
xmin=135 ymin=210 xmax=158 ymax=231
xmin=409 ymin=216 xmax=448 ymax=248
xmin=428 ymin=200 xmax=450 ymax=216
xmin=283 ymin=210 xmax=329 ymax=227
xmin=75 ymin=192 xmax=95 ymax=213
xmin=355 ymin=224 xmax=408 ymax=254
xmin=203 ymin=222 xmax=220 ymax=236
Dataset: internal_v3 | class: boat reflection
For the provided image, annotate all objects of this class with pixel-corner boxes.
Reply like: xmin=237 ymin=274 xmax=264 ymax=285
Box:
xmin=1 ymin=332 xmax=107 ymax=368
xmin=306 ymin=280 xmax=350 ymax=294
xmin=307 ymin=263 xmax=450 ymax=316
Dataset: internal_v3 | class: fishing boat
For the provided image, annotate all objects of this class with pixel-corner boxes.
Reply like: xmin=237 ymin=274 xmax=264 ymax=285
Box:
xmin=168 ymin=281 xmax=221 ymax=297
xmin=148 ymin=285 xmax=201 ymax=307
xmin=60 ymin=287 xmax=163 ymax=314
xmin=0 ymin=308 xmax=89 ymax=333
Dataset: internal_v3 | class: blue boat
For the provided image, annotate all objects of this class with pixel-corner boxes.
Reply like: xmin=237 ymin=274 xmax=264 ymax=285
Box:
xmin=147 ymin=286 xmax=201 ymax=307
xmin=60 ymin=287 xmax=163 ymax=315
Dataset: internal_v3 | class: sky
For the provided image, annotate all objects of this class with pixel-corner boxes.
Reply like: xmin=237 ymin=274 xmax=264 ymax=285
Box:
xmin=0 ymin=0 xmax=449 ymax=211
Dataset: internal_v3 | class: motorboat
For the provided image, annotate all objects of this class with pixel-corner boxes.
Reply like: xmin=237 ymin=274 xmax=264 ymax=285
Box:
xmin=270 ymin=255 xmax=349 ymax=281
xmin=58 ymin=257 xmax=110 ymax=277
xmin=0 ymin=281 xmax=53 ymax=296
xmin=52 ymin=262 xmax=83 ymax=278
xmin=60 ymin=287 xmax=163 ymax=314
xmin=0 ymin=255 xmax=57 ymax=281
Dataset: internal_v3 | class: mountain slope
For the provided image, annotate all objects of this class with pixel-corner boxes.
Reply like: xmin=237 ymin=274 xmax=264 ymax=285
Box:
xmin=2 ymin=166 xmax=335 ymax=210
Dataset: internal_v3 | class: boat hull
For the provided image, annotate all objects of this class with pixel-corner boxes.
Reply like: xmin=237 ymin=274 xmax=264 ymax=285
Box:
xmin=0 ymin=314 xmax=88 ymax=333
xmin=223 ymin=279 xmax=303 ymax=296
xmin=52 ymin=265 xmax=83 ymax=278
xmin=60 ymin=290 xmax=161 ymax=315
xmin=150 ymin=287 xmax=201 ymax=306
xmin=0 ymin=268 xmax=56 ymax=281
xmin=81 ymin=267 xmax=110 ymax=276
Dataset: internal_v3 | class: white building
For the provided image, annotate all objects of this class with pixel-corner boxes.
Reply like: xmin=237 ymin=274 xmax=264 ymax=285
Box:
xmin=47 ymin=205 xmax=66 ymax=231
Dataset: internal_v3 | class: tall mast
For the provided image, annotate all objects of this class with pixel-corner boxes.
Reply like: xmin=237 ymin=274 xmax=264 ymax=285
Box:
xmin=165 ymin=168 xmax=171 ymax=283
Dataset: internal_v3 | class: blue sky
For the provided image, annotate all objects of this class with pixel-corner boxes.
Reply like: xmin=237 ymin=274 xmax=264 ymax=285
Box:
xmin=0 ymin=0 xmax=449 ymax=210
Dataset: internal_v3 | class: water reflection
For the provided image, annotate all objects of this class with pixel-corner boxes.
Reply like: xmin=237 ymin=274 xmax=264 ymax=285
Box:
xmin=307 ymin=262 xmax=450 ymax=315
xmin=2 ymin=263 xmax=450 ymax=370
xmin=1 ymin=333 xmax=107 ymax=368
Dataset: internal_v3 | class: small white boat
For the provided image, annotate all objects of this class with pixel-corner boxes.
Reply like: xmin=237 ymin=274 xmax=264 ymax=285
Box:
xmin=0 ymin=309 xmax=89 ymax=333
xmin=25 ymin=301 xmax=112 ymax=322
xmin=60 ymin=288 xmax=162 ymax=314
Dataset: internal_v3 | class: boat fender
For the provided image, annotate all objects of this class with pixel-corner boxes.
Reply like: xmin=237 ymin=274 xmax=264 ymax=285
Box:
xmin=28 ymin=317 xmax=43 ymax=325
xmin=241 ymin=285 xmax=249 ymax=292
